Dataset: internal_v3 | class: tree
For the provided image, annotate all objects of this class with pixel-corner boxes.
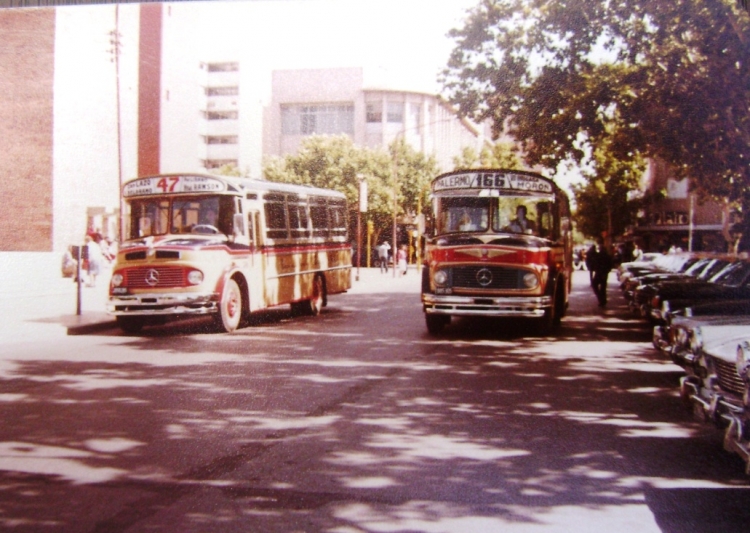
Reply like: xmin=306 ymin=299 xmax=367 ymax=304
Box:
xmin=452 ymin=140 xmax=523 ymax=169
xmin=441 ymin=0 xmax=750 ymax=240
xmin=263 ymin=135 xmax=438 ymax=247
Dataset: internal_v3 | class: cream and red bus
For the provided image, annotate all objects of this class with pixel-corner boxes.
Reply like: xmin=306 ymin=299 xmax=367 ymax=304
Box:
xmin=421 ymin=169 xmax=573 ymax=335
xmin=107 ymin=173 xmax=352 ymax=333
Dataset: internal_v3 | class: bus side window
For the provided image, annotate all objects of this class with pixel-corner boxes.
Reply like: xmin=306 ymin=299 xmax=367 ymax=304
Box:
xmin=536 ymin=202 xmax=551 ymax=239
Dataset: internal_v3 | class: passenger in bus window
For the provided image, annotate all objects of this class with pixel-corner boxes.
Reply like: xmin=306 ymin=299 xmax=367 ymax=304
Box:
xmin=506 ymin=205 xmax=536 ymax=234
xmin=458 ymin=211 xmax=476 ymax=231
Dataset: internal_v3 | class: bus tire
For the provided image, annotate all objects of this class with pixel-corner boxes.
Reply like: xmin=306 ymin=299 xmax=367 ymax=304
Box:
xmin=116 ymin=316 xmax=144 ymax=334
xmin=425 ymin=314 xmax=450 ymax=335
xmin=538 ymin=280 xmax=563 ymax=334
xmin=215 ymin=278 xmax=243 ymax=332
xmin=303 ymin=274 xmax=325 ymax=316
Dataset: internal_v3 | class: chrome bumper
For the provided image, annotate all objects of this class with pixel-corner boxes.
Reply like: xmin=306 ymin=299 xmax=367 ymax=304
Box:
xmin=107 ymin=292 xmax=219 ymax=316
xmin=422 ymin=294 xmax=551 ymax=318
xmin=723 ymin=411 xmax=750 ymax=475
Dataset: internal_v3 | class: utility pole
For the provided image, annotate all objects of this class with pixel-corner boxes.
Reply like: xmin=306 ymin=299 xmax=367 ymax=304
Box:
xmin=109 ymin=5 xmax=124 ymax=242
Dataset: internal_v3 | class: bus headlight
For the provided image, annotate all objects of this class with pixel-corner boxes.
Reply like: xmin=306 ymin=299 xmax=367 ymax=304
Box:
xmin=111 ymin=273 xmax=124 ymax=287
xmin=187 ymin=270 xmax=204 ymax=285
xmin=433 ymin=269 xmax=448 ymax=286
xmin=522 ymin=272 xmax=538 ymax=289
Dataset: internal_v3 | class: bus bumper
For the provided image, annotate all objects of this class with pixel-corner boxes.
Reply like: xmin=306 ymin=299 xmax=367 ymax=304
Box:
xmin=422 ymin=293 xmax=551 ymax=318
xmin=107 ymin=292 xmax=219 ymax=316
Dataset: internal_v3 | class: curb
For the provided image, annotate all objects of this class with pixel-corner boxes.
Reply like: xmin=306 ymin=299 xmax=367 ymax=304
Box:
xmin=66 ymin=320 xmax=119 ymax=336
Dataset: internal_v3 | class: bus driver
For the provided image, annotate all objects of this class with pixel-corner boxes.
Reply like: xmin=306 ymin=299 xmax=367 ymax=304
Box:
xmin=507 ymin=205 xmax=536 ymax=234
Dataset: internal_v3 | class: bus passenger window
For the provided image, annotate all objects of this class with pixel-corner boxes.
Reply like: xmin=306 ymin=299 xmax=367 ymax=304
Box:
xmin=264 ymin=196 xmax=288 ymax=239
xmin=310 ymin=202 xmax=328 ymax=237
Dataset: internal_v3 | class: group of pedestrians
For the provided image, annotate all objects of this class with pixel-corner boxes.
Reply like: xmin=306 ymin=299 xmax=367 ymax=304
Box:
xmin=61 ymin=229 xmax=117 ymax=287
xmin=375 ymin=241 xmax=409 ymax=276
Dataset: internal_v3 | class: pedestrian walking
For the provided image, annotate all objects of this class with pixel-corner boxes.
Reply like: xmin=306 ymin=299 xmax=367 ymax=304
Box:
xmin=85 ymin=235 xmax=103 ymax=287
xmin=397 ymin=245 xmax=408 ymax=276
xmin=376 ymin=241 xmax=390 ymax=273
xmin=587 ymin=238 xmax=613 ymax=307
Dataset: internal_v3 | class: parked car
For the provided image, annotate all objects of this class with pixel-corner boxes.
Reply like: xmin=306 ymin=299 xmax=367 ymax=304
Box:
xmin=631 ymin=256 xmax=733 ymax=317
xmin=678 ymin=327 xmax=750 ymax=474
xmin=649 ymin=259 xmax=750 ymax=324
xmin=620 ymin=253 xmax=699 ymax=298
xmin=653 ymin=299 xmax=750 ymax=357
xmin=615 ymin=252 xmax=666 ymax=283
xmin=724 ymin=339 xmax=750 ymax=474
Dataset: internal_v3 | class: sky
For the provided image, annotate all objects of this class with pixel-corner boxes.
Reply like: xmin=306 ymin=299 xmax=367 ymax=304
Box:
xmin=180 ymin=0 xmax=481 ymax=94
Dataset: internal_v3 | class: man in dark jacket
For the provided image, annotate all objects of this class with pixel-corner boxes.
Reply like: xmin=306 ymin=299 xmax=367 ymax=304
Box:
xmin=587 ymin=238 xmax=613 ymax=307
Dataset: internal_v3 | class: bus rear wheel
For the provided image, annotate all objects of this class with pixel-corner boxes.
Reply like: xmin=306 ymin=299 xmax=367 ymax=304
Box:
xmin=305 ymin=274 xmax=325 ymax=316
xmin=215 ymin=278 xmax=243 ymax=332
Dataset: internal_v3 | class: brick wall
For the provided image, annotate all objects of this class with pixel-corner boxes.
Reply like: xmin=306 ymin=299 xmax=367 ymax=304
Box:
xmin=0 ymin=8 xmax=55 ymax=251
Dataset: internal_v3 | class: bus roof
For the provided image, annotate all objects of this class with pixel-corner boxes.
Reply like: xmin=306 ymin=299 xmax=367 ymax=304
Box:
xmin=431 ymin=169 xmax=559 ymax=196
xmin=123 ymin=173 xmax=346 ymax=200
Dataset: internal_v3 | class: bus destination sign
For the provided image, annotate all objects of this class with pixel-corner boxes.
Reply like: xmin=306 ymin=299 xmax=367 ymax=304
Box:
xmin=123 ymin=175 xmax=226 ymax=197
xmin=432 ymin=171 xmax=553 ymax=194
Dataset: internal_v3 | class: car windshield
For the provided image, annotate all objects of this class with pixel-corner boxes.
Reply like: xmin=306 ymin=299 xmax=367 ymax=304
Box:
xmin=715 ymin=261 xmax=750 ymax=286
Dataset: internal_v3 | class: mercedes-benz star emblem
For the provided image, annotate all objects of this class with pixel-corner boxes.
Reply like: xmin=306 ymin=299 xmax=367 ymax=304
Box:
xmin=145 ymin=269 xmax=160 ymax=287
xmin=476 ymin=268 xmax=493 ymax=287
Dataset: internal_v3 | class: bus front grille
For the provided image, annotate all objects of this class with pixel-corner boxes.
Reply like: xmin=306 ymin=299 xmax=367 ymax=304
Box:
xmin=451 ymin=266 xmax=524 ymax=290
xmin=125 ymin=267 xmax=186 ymax=289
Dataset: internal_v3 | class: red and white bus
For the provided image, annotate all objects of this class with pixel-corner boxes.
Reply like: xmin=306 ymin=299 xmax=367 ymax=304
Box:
xmin=107 ymin=173 xmax=352 ymax=333
xmin=421 ymin=169 xmax=573 ymax=334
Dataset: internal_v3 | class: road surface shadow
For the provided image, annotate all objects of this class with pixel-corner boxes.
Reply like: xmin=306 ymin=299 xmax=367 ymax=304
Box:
xmin=1 ymin=273 xmax=748 ymax=532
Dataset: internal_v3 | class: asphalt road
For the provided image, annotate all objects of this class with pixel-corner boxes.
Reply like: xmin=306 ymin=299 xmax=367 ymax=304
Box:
xmin=1 ymin=269 xmax=749 ymax=532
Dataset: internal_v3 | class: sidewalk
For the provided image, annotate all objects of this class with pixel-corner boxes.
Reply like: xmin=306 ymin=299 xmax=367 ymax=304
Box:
xmin=0 ymin=252 xmax=421 ymax=342
xmin=0 ymin=252 xmax=114 ymax=343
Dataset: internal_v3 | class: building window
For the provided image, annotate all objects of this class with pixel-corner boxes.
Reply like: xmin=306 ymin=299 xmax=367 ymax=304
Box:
xmin=203 ymin=110 xmax=239 ymax=120
xmin=204 ymin=135 xmax=238 ymax=145
xmin=202 ymin=159 xmax=238 ymax=169
xmin=281 ymin=104 xmax=354 ymax=135
xmin=206 ymin=62 xmax=239 ymax=72
xmin=206 ymin=86 xmax=239 ymax=96
xmin=387 ymin=101 xmax=403 ymax=123
xmin=410 ymin=103 xmax=421 ymax=130
xmin=366 ymin=102 xmax=383 ymax=123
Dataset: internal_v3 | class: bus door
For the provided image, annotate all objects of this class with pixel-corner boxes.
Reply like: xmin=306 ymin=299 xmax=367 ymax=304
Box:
xmin=246 ymin=209 xmax=265 ymax=312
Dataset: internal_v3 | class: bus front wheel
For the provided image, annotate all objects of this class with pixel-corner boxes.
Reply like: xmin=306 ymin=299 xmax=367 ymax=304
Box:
xmin=116 ymin=316 xmax=144 ymax=334
xmin=215 ymin=278 xmax=243 ymax=332
xmin=425 ymin=314 xmax=450 ymax=335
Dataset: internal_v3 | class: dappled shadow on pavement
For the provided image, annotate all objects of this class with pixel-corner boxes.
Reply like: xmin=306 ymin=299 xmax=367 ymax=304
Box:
xmin=1 ymin=272 xmax=749 ymax=532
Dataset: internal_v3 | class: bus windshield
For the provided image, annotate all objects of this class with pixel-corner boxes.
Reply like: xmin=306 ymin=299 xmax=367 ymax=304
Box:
xmin=127 ymin=195 xmax=234 ymax=238
xmin=437 ymin=195 xmax=556 ymax=238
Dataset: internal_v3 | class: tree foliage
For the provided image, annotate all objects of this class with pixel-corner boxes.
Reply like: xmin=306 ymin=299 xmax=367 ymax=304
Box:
xmin=262 ymin=135 xmax=438 ymax=245
xmin=452 ymin=140 xmax=523 ymax=169
xmin=441 ymin=0 xmax=750 ymax=237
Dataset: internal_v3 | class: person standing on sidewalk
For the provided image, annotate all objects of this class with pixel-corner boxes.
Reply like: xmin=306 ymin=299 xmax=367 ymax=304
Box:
xmin=85 ymin=235 xmax=103 ymax=287
xmin=376 ymin=241 xmax=390 ymax=274
xmin=587 ymin=238 xmax=613 ymax=307
xmin=397 ymin=245 xmax=408 ymax=276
